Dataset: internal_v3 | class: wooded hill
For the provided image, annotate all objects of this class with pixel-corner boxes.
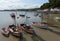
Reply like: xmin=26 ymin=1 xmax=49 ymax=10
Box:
xmin=40 ymin=0 xmax=60 ymax=9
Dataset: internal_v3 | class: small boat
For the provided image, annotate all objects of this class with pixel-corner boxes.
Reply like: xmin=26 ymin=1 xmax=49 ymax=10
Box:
xmin=8 ymin=25 xmax=19 ymax=37
xmin=11 ymin=31 xmax=20 ymax=37
xmin=21 ymin=24 xmax=36 ymax=35
xmin=10 ymin=28 xmax=23 ymax=39
xmin=8 ymin=25 xmax=23 ymax=38
xmin=1 ymin=28 xmax=10 ymax=37
xmin=24 ymin=29 xmax=36 ymax=35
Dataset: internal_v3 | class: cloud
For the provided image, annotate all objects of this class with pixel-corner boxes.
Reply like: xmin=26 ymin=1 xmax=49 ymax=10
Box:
xmin=0 ymin=0 xmax=46 ymax=10
xmin=0 ymin=0 xmax=26 ymax=9
xmin=22 ymin=4 xmax=41 ymax=9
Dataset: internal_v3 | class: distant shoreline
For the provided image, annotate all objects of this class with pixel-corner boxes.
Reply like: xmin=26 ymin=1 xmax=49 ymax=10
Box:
xmin=0 ymin=8 xmax=40 ymax=11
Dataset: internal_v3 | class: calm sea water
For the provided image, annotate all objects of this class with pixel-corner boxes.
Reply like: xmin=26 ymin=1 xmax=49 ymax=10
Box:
xmin=0 ymin=11 xmax=41 ymax=28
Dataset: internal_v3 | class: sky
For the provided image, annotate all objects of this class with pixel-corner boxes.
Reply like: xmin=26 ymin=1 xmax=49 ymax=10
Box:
xmin=0 ymin=0 xmax=48 ymax=10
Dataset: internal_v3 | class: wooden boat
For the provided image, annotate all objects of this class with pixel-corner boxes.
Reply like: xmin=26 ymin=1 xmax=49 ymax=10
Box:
xmin=9 ymin=28 xmax=23 ymax=39
xmin=24 ymin=28 xmax=36 ymax=35
xmin=32 ymin=22 xmax=48 ymax=29
xmin=9 ymin=25 xmax=19 ymax=37
xmin=21 ymin=24 xmax=36 ymax=35
xmin=11 ymin=31 xmax=20 ymax=37
xmin=1 ymin=28 xmax=10 ymax=37
xmin=8 ymin=25 xmax=23 ymax=38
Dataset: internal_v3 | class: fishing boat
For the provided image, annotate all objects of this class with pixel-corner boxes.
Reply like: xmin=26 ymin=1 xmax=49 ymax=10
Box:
xmin=32 ymin=22 xmax=48 ymax=29
xmin=21 ymin=24 xmax=37 ymax=35
xmin=8 ymin=24 xmax=23 ymax=38
xmin=1 ymin=28 xmax=10 ymax=37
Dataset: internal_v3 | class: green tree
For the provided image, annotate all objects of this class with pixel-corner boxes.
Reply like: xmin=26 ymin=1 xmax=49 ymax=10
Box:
xmin=49 ymin=0 xmax=60 ymax=8
xmin=40 ymin=0 xmax=60 ymax=9
xmin=40 ymin=3 xmax=50 ymax=9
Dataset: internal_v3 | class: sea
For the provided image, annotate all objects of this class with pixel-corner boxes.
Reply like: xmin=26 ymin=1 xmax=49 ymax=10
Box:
xmin=0 ymin=11 xmax=42 ymax=28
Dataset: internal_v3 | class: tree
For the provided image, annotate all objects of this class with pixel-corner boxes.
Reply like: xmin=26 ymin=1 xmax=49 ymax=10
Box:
xmin=40 ymin=3 xmax=50 ymax=9
xmin=40 ymin=0 xmax=60 ymax=9
xmin=49 ymin=0 xmax=60 ymax=8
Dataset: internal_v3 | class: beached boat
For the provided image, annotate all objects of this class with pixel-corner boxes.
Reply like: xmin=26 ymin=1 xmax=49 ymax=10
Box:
xmin=32 ymin=22 xmax=48 ymax=29
xmin=1 ymin=28 xmax=10 ymax=37
xmin=21 ymin=24 xmax=37 ymax=35
xmin=8 ymin=24 xmax=23 ymax=39
xmin=9 ymin=25 xmax=19 ymax=37
xmin=9 ymin=29 xmax=20 ymax=37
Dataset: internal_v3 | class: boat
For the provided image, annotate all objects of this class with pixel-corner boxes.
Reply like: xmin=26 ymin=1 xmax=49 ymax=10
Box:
xmin=1 ymin=28 xmax=10 ymax=37
xmin=8 ymin=24 xmax=23 ymax=38
xmin=21 ymin=24 xmax=37 ymax=35
xmin=11 ymin=31 xmax=20 ymax=37
xmin=32 ymin=22 xmax=48 ymax=30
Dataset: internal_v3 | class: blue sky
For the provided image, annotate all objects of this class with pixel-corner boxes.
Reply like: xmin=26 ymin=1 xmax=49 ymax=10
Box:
xmin=0 ymin=0 xmax=48 ymax=10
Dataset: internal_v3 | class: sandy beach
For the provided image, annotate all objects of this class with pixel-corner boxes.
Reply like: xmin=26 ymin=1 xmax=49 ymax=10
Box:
xmin=0 ymin=24 xmax=60 ymax=41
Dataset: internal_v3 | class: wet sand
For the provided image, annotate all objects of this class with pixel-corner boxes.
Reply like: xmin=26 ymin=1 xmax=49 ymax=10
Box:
xmin=32 ymin=25 xmax=60 ymax=41
xmin=0 ymin=25 xmax=60 ymax=41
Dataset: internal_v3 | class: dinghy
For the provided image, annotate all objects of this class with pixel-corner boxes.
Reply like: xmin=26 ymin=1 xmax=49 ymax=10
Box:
xmin=8 ymin=25 xmax=23 ymax=39
xmin=1 ymin=28 xmax=10 ymax=37
xmin=21 ymin=24 xmax=36 ymax=35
